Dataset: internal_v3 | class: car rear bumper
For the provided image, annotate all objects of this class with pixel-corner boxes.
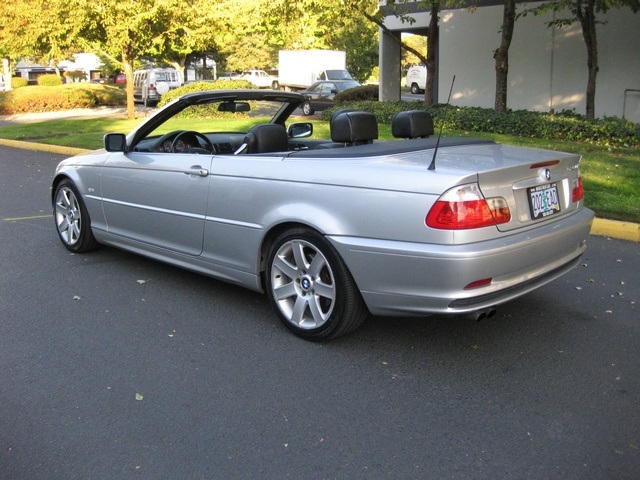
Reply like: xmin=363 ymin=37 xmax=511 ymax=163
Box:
xmin=328 ymin=208 xmax=595 ymax=316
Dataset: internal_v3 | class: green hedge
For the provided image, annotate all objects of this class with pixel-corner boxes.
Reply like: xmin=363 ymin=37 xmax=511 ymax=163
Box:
xmin=11 ymin=77 xmax=28 ymax=89
xmin=322 ymin=101 xmax=640 ymax=148
xmin=0 ymin=83 xmax=126 ymax=114
xmin=157 ymin=79 xmax=256 ymax=106
xmin=335 ymin=84 xmax=379 ymax=103
xmin=37 ymin=74 xmax=64 ymax=86
xmin=157 ymin=79 xmax=257 ymax=118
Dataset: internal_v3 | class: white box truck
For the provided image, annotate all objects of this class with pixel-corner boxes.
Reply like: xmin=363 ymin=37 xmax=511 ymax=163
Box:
xmin=278 ymin=50 xmax=353 ymax=91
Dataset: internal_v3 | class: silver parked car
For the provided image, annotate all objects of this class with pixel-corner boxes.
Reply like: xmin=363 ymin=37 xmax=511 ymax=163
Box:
xmin=52 ymin=90 xmax=594 ymax=340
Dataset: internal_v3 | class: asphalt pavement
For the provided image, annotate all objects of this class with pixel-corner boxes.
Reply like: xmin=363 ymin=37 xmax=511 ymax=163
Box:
xmin=0 ymin=145 xmax=639 ymax=479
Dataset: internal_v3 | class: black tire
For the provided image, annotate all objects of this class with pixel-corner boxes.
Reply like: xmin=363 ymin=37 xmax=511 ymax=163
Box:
xmin=302 ymin=101 xmax=314 ymax=116
xmin=410 ymin=83 xmax=421 ymax=95
xmin=271 ymin=80 xmax=280 ymax=90
xmin=53 ymin=179 xmax=99 ymax=253
xmin=265 ymin=228 xmax=369 ymax=341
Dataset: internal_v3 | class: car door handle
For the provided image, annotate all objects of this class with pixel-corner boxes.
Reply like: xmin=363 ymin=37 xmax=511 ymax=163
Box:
xmin=184 ymin=167 xmax=209 ymax=177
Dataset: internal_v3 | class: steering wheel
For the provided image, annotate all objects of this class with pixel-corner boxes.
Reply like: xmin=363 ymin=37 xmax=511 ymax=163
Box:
xmin=170 ymin=130 xmax=215 ymax=154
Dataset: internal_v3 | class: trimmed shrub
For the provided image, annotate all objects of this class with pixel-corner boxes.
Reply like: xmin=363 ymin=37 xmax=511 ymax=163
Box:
xmin=37 ymin=74 xmax=64 ymax=86
xmin=335 ymin=84 xmax=379 ymax=103
xmin=11 ymin=77 xmax=28 ymax=89
xmin=157 ymin=79 xmax=257 ymax=118
xmin=157 ymin=79 xmax=256 ymax=107
xmin=0 ymin=83 xmax=126 ymax=114
xmin=322 ymin=101 xmax=640 ymax=149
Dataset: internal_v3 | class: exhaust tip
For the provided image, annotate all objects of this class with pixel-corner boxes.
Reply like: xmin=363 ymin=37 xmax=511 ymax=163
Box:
xmin=469 ymin=308 xmax=497 ymax=322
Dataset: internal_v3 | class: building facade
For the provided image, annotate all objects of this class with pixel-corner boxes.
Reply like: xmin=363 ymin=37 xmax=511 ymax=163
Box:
xmin=379 ymin=1 xmax=640 ymax=123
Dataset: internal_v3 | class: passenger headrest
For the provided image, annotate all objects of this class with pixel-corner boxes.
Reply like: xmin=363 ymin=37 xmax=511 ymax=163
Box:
xmin=391 ymin=110 xmax=434 ymax=139
xmin=330 ymin=111 xmax=378 ymax=145
xmin=243 ymin=123 xmax=289 ymax=153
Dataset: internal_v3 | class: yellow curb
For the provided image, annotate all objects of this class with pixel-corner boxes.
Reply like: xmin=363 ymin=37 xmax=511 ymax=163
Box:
xmin=0 ymin=138 xmax=90 ymax=156
xmin=591 ymin=218 xmax=640 ymax=242
xmin=1 ymin=138 xmax=638 ymax=242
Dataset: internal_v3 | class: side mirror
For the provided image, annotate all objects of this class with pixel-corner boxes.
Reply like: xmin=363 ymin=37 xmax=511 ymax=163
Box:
xmin=287 ymin=122 xmax=313 ymax=139
xmin=103 ymin=133 xmax=127 ymax=152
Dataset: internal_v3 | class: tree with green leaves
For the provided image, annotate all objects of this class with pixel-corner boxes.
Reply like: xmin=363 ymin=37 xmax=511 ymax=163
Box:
xmin=523 ymin=0 xmax=640 ymax=118
xmin=209 ymin=0 xmax=378 ymax=82
xmin=0 ymin=0 xmax=85 ymax=81
xmin=76 ymin=0 xmax=182 ymax=119
xmin=144 ymin=0 xmax=214 ymax=82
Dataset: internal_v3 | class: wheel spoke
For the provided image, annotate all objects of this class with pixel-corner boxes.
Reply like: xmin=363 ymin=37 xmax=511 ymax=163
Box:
xmin=272 ymin=254 xmax=298 ymax=280
xmin=290 ymin=240 xmax=309 ymax=271
xmin=308 ymin=296 xmax=327 ymax=324
xmin=55 ymin=202 xmax=68 ymax=216
xmin=70 ymin=220 xmax=81 ymax=242
xmin=307 ymin=252 xmax=326 ymax=278
xmin=314 ymin=281 xmax=335 ymax=302
xmin=290 ymin=295 xmax=309 ymax=326
xmin=273 ymin=281 xmax=297 ymax=302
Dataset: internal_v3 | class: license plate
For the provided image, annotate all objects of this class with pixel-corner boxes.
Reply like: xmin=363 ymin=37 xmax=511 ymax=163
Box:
xmin=528 ymin=183 xmax=561 ymax=219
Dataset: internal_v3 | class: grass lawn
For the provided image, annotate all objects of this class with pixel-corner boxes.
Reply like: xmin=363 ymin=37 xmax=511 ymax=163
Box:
xmin=0 ymin=115 xmax=638 ymax=223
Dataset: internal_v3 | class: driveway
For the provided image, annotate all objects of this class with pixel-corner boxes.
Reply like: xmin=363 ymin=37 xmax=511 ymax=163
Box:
xmin=0 ymin=145 xmax=639 ymax=479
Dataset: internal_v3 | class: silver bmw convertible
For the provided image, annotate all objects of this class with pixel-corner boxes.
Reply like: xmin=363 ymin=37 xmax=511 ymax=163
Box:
xmin=52 ymin=90 xmax=594 ymax=340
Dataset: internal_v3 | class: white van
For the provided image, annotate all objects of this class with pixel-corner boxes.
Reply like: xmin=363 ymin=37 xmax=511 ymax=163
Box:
xmin=133 ymin=68 xmax=181 ymax=104
xmin=405 ymin=65 xmax=427 ymax=94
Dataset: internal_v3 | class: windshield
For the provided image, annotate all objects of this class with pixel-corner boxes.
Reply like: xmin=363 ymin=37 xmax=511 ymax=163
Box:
xmin=156 ymin=72 xmax=177 ymax=82
xmin=337 ymin=81 xmax=360 ymax=92
xmin=324 ymin=70 xmax=354 ymax=81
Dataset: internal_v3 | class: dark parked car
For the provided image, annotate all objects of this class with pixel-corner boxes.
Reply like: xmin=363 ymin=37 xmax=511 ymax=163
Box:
xmin=300 ymin=80 xmax=360 ymax=115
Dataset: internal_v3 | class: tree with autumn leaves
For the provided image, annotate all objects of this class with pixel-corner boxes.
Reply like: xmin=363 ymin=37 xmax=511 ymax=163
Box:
xmin=1 ymin=0 xmax=637 ymax=118
xmin=0 ymin=0 xmax=378 ymax=118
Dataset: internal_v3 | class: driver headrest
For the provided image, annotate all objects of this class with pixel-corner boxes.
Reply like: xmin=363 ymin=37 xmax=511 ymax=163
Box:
xmin=391 ymin=110 xmax=434 ymax=139
xmin=243 ymin=124 xmax=289 ymax=153
xmin=330 ymin=111 xmax=378 ymax=145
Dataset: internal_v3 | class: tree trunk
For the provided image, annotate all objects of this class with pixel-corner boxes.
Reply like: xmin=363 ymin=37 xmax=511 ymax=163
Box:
xmin=425 ymin=2 xmax=439 ymax=106
xmin=169 ymin=58 xmax=186 ymax=84
xmin=494 ymin=0 xmax=516 ymax=114
xmin=3 ymin=57 xmax=11 ymax=91
xmin=578 ymin=0 xmax=598 ymax=119
xmin=123 ymin=59 xmax=135 ymax=120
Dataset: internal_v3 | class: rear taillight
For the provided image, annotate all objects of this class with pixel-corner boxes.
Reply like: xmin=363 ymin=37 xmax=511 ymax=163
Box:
xmin=572 ymin=176 xmax=584 ymax=202
xmin=426 ymin=183 xmax=511 ymax=230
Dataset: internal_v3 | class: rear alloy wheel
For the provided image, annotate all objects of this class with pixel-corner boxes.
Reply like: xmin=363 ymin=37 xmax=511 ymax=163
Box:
xmin=302 ymin=101 xmax=314 ymax=116
xmin=53 ymin=179 xmax=99 ymax=253
xmin=411 ymin=83 xmax=421 ymax=95
xmin=266 ymin=228 xmax=368 ymax=341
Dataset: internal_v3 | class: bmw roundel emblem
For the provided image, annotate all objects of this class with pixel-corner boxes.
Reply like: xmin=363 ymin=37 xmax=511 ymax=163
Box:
xmin=544 ymin=169 xmax=551 ymax=181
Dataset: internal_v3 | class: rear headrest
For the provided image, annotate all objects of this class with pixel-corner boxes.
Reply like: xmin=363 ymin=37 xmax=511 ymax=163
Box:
xmin=391 ymin=110 xmax=434 ymax=139
xmin=244 ymin=123 xmax=289 ymax=153
xmin=330 ymin=111 xmax=378 ymax=145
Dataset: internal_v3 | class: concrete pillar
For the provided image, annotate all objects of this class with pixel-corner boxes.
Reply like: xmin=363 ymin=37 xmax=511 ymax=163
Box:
xmin=378 ymin=28 xmax=402 ymax=101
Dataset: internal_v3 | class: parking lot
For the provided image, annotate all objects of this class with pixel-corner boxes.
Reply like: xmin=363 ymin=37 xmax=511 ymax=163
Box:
xmin=1 ymin=145 xmax=639 ymax=479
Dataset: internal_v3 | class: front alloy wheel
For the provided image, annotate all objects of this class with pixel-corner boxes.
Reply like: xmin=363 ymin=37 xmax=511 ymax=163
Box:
xmin=266 ymin=228 xmax=368 ymax=341
xmin=54 ymin=179 xmax=99 ymax=252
